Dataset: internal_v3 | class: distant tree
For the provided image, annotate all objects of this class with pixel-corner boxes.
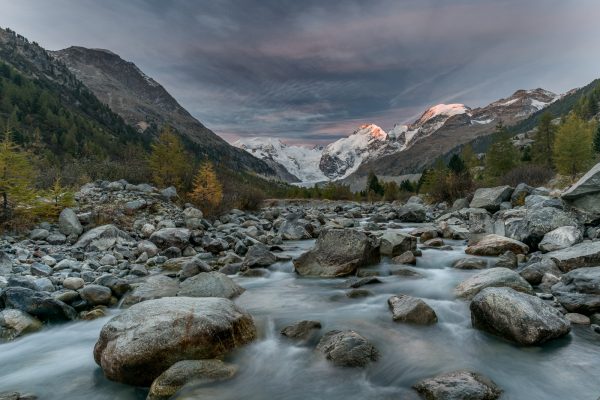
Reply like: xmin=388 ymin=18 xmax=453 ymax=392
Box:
xmin=460 ymin=144 xmax=478 ymax=169
xmin=594 ymin=124 xmax=600 ymax=154
xmin=485 ymin=138 xmax=520 ymax=180
xmin=188 ymin=161 xmax=223 ymax=213
xmin=0 ymin=129 xmax=36 ymax=221
xmin=37 ymin=178 xmax=75 ymax=219
xmin=366 ymin=171 xmax=384 ymax=196
xmin=553 ymin=113 xmax=595 ymax=177
xmin=399 ymin=179 xmax=415 ymax=192
xmin=382 ymin=181 xmax=399 ymax=201
xmin=532 ymin=112 xmax=555 ymax=166
xmin=148 ymin=127 xmax=191 ymax=190
xmin=448 ymin=154 xmax=466 ymax=175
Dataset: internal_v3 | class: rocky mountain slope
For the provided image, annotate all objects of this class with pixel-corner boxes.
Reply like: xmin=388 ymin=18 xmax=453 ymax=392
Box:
xmin=51 ymin=46 xmax=275 ymax=176
xmin=235 ymin=89 xmax=558 ymax=185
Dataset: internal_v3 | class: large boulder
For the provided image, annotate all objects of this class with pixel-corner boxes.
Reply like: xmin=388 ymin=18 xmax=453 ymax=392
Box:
xmin=551 ymin=267 xmax=600 ymax=314
xmin=546 ymin=241 xmax=600 ymax=272
xmin=465 ymin=234 xmax=528 ymax=256
xmin=396 ymin=203 xmax=427 ymax=222
xmin=538 ymin=226 xmax=582 ymax=253
xmin=293 ymin=229 xmax=379 ymax=277
xmin=150 ymin=228 xmax=191 ymax=249
xmin=455 ymin=267 xmax=533 ymax=300
xmin=316 ymin=330 xmax=378 ymax=367
xmin=147 ymin=359 xmax=237 ymax=400
xmin=279 ymin=219 xmax=311 ymax=240
xmin=387 ymin=294 xmax=437 ymax=325
xmin=177 ymin=272 xmax=245 ymax=299
xmin=518 ymin=257 xmax=561 ymax=285
xmin=469 ymin=186 xmax=513 ymax=212
xmin=470 ymin=287 xmax=571 ymax=345
xmin=0 ymin=287 xmax=77 ymax=322
xmin=58 ymin=208 xmax=83 ymax=236
xmin=120 ymin=275 xmax=179 ymax=307
xmin=243 ymin=244 xmax=277 ymax=268
xmin=379 ymin=232 xmax=417 ymax=257
xmin=0 ymin=309 xmax=42 ymax=341
xmin=562 ymin=162 xmax=600 ymax=218
xmin=74 ymin=225 xmax=134 ymax=251
xmin=93 ymin=297 xmax=256 ymax=386
xmin=413 ymin=370 xmax=502 ymax=400
xmin=509 ymin=207 xmax=579 ymax=249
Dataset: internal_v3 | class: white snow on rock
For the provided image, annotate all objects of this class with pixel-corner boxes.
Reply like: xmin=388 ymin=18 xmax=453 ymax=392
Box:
xmin=233 ymin=137 xmax=327 ymax=183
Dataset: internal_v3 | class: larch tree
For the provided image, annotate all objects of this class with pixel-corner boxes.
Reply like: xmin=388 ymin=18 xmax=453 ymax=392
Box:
xmin=148 ymin=127 xmax=190 ymax=190
xmin=532 ymin=112 xmax=555 ymax=166
xmin=553 ymin=113 xmax=595 ymax=178
xmin=0 ymin=129 xmax=36 ymax=221
xmin=188 ymin=161 xmax=223 ymax=213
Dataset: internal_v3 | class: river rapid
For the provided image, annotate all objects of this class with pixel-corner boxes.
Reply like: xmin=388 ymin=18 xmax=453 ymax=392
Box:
xmin=1 ymin=228 xmax=599 ymax=399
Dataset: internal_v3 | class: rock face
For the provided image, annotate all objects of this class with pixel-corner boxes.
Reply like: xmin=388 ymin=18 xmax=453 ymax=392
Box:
xmin=147 ymin=359 xmax=237 ymax=400
xmin=177 ymin=272 xmax=245 ymax=299
xmin=561 ymin=162 xmax=600 ymax=217
xmin=511 ymin=207 xmax=579 ymax=248
xmin=546 ymin=241 xmax=600 ymax=272
xmin=469 ymin=186 xmax=513 ymax=212
xmin=293 ymin=229 xmax=379 ymax=277
xmin=538 ymin=226 xmax=582 ymax=253
xmin=396 ymin=203 xmax=427 ymax=222
xmin=465 ymin=234 xmax=529 ymax=256
xmin=455 ymin=268 xmax=533 ymax=300
xmin=243 ymin=244 xmax=277 ymax=268
xmin=58 ymin=208 xmax=83 ymax=236
xmin=379 ymin=232 xmax=417 ymax=256
xmin=93 ymin=297 xmax=256 ymax=386
xmin=316 ymin=330 xmax=378 ymax=367
xmin=551 ymin=267 xmax=600 ymax=314
xmin=413 ymin=370 xmax=502 ymax=400
xmin=387 ymin=294 xmax=437 ymax=325
xmin=518 ymin=257 xmax=561 ymax=285
xmin=121 ymin=275 xmax=179 ymax=307
xmin=470 ymin=287 xmax=571 ymax=345
xmin=279 ymin=219 xmax=311 ymax=240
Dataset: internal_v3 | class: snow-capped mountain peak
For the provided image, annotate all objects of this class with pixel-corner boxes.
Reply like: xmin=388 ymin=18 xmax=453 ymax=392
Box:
xmin=232 ymin=137 xmax=326 ymax=183
xmin=319 ymin=123 xmax=393 ymax=180
xmin=416 ymin=103 xmax=468 ymax=125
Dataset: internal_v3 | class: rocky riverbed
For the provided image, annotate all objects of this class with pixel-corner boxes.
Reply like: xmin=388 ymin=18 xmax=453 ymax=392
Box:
xmin=1 ymin=175 xmax=600 ymax=399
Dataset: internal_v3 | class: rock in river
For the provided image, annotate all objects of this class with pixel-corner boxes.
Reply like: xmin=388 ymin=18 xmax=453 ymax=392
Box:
xmin=293 ymin=229 xmax=379 ymax=277
xmin=388 ymin=294 xmax=437 ymax=325
xmin=147 ymin=359 xmax=237 ymax=400
xmin=465 ymin=234 xmax=529 ymax=257
xmin=177 ymin=272 xmax=245 ymax=299
xmin=455 ymin=267 xmax=533 ymax=300
xmin=413 ymin=370 xmax=502 ymax=400
xmin=0 ymin=287 xmax=77 ymax=322
xmin=470 ymin=287 xmax=571 ymax=345
xmin=93 ymin=296 xmax=256 ymax=386
xmin=316 ymin=330 xmax=378 ymax=367
xmin=551 ymin=266 xmax=600 ymax=314
xmin=379 ymin=232 xmax=417 ymax=257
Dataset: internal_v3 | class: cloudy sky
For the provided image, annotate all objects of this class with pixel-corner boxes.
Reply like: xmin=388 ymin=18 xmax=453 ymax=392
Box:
xmin=2 ymin=0 xmax=599 ymax=145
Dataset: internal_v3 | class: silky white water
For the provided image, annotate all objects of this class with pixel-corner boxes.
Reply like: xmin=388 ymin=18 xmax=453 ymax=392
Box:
xmin=1 ymin=237 xmax=599 ymax=399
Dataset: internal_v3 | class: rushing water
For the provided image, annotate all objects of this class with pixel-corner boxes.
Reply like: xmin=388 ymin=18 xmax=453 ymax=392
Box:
xmin=1 ymin=231 xmax=599 ymax=399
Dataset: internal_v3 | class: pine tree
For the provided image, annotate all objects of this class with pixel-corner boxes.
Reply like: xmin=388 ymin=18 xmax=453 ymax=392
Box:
xmin=485 ymin=136 xmax=520 ymax=180
xmin=448 ymin=154 xmax=466 ymax=175
xmin=553 ymin=114 xmax=595 ymax=178
xmin=0 ymin=129 xmax=36 ymax=221
xmin=594 ymin=124 xmax=600 ymax=154
xmin=148 ymin=127 xmax=191 ymax=190
xmin=366 ymin=171 xmax=384 ymax=196
xmin=460 ymin=144 xmax=478 ymax=170
xmin=188 ymin=161 xmax=223 ymax=213
xmin=532 ymin=112 xmax=555 ymax=166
